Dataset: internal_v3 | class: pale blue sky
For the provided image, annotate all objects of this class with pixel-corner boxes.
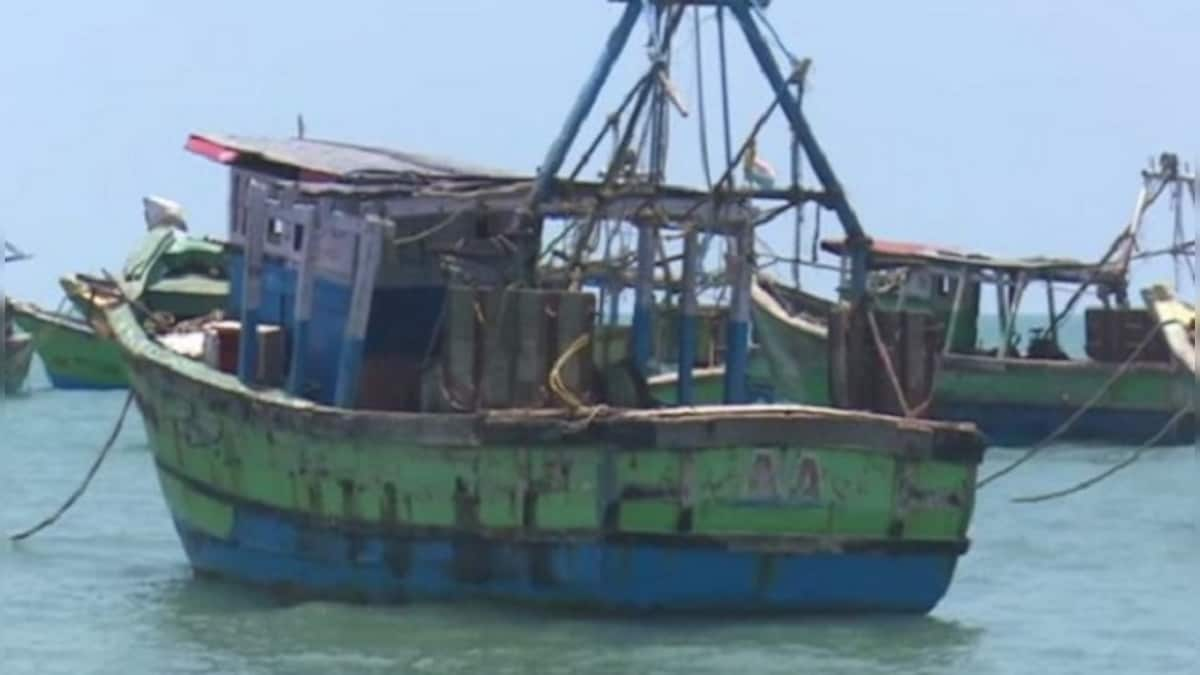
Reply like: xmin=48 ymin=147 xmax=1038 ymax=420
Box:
xmin=2 ymin=1 xmax=1196 ymax=309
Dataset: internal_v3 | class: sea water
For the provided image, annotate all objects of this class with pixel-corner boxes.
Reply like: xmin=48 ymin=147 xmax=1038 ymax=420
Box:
xmin=2 ymin=351 xmax=1196 ymax=675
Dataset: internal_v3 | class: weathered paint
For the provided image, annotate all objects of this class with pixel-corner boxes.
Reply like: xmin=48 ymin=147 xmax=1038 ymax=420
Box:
xmin=3 ymin=334 xmax=35 ymax=394
xmin=648 ymin=350 xmax=777 ymax=406
xmin=753 ymin=304 xmax=1195 ymax=446
xmin=104 ymin=299 xmax=984 ymax=614
xmin=749 ymin=299 xmax=832 ymax=406
xmin=11 ymin=308 xmax=127 ymax=390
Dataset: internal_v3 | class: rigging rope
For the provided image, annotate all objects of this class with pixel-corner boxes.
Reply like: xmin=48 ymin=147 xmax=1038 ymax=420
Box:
xmin=10 ymin=392 xmax=135 ymax=541
xmin=693 ymin=7 xmax=714 ymax=191
xmin=977 ymin=317 xmax=1182 ymax=488
xmin=548 ymin=333 xmax=593 ymax=411
xmin=750 ymin=3 xmax=800 ymax=66
xmin=1011 ymin=407 xmax=1190 ymax=503
xmin=865 ymin=309 xmax=918 ymax=418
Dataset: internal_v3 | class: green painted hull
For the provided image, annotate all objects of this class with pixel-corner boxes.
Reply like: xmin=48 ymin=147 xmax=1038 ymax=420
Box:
xmin=3 ymin=334 xmax=35 ymax=394
xmin=11 ymin=305 xmax=127 ymax=390
xmin=751 ymin=282 xmax=1195 ymax=447
xmin=647 ymin=350 xmax=776 ymax=405
xmin=101 ymin=299 xmax=986 ymax=613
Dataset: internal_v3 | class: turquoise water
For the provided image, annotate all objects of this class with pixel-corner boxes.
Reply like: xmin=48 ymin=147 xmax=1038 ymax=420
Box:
xmin=2 ymin=360 xmax=1197 ymax=674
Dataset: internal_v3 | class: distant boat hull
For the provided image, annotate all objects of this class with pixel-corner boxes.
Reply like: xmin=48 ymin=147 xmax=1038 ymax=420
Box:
xmin=10 ymin=302 xmax=128 ymax=390
xmin=751 ymin=276 xmax=1195 ymax=447
xmin=3 ymin=333 xmax=35 ymax=394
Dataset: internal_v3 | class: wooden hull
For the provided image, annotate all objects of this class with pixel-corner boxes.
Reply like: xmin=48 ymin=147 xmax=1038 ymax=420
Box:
xmin=751 ymin=277 xmax=1195 ymax=447
xmin=9 ymin=302 xmax=128 ymax=390
xmin=101 ymin=299 xmax=986 ymax=614
xmin=3 ymin=333 xmax=35 ymax=394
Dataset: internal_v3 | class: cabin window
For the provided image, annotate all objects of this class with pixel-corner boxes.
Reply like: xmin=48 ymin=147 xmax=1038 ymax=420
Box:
xmin=267 ymin=218 xmax=287 ymax=245
xmin=293 ymin=223 xmax=306 ymax=253
xmin=937 ymin=275 xmax=952 ymax=297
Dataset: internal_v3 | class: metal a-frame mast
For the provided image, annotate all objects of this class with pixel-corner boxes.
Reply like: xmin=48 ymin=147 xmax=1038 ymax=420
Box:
xmin=525 ymin=0 xmax=872 ymax=404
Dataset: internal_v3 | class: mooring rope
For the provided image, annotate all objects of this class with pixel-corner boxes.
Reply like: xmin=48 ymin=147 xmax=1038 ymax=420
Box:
xmin=9 ymin=391 xmax=135 ymax=542
xmin=1010 ymin=406 xmax=1190 ymax=503
xmin=976 ymin=318 xmax=1182 ymax=488
xmin=864 ymin=309 xmax=917 ymax=418
xmin=548 ymin=333 xmax=593 ymax=411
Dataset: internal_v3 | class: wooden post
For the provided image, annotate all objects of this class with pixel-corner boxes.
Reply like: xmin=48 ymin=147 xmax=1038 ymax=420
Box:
xmin=287 ymin=199 xmax=326 ymax=397
xmin=631 ymin=223 xmax=656 ymax=374
xmin=943 ymin=266 xmax=969 ymax=355
xmin=677 ymin=226 xmax=699 ymax=405
xmin=237 ymin=183 xmax=267 ymax=384
xmin=1000 ymin=273 xmax=1027 ymax=358
xmin=1045 ymin=277 xmax=1058 ymax=342
xmin=995 ymin=275 xmax=1009 ymax=353
xmin=333 ymin=217 xmax=383 ymax=409
xmin=723 ymin=221 xmax=753 ymax=403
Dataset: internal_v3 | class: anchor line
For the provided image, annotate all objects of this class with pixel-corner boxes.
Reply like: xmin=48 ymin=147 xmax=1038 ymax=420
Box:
xmin=1011 ymin=406 xmax=1191 ymax=503
xmin=977 ymin=318 xmax=1183 ymax=489
xmin=9 ymin=391 xmax=135 ymax=542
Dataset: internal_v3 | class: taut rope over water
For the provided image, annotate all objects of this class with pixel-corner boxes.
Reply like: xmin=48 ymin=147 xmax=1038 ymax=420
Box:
xmin=9 ymin=391 xmax=135 ymax=542
xmin=1011 ymin=406 xmax=1190 ymax=503
xmin=977 ymin=318 xmax=1182 ymax=489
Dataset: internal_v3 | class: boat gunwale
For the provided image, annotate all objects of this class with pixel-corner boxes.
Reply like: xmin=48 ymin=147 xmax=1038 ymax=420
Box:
xmin=95 ymin=295 xmax=985 ymax=463
xmin=751 ymin=273 xmax=830 ymax=340
xmin=8 ymin=299 xmax=99 ymax=336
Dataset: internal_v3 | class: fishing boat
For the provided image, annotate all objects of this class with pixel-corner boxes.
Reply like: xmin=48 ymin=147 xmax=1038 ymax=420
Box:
xmin=753 ymin=154 xmax=1197 ymax=446
xmin=9 ymin=200 xmax=228 ymax=390
xmin=79 ymin=1 xmax=988 ymax=614
xmin=3 ymin=244 xmax=36 ymax=394
xmin=1142 ymin=284 xmax=1195 ymax=377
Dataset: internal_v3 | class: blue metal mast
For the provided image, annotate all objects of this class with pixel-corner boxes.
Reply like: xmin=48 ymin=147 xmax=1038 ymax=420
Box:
xmin=529 ymin=0 xmax=873 ymax=404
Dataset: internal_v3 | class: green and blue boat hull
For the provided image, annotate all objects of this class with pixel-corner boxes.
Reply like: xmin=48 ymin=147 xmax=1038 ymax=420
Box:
xmin=751 ymin=279 xmax=1195 ymax=447
xmin=10 ymin=303 xmax=127 ymax=390
xmin=104 ymin=298 xmax=984 ymax=614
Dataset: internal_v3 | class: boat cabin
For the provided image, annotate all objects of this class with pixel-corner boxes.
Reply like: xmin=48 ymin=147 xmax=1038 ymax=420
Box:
xmin=822 ymin=238 xmax=1174 ymax=365
xmin=186 ymin=132 xmax=761 ymax=411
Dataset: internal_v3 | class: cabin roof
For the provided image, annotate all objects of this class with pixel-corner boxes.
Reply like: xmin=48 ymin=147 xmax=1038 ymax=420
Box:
xmin=820 ymin=238 xmax=1125 ymax=285
xmin=186 ymin=132 xmax=762 ymax=232
xmin=186 ymin=132 xmax=527 ymax=186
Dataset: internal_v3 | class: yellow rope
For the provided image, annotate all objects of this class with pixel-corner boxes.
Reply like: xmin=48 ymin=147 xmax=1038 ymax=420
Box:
xmin=548 ymin=333 xmax=592 ymax=411
xmin=977 ymin=317 xmax=1182 ymax=488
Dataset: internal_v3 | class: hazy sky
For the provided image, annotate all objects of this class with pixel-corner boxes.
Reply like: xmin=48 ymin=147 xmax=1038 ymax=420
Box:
xmin=2 ymin=1 xmax=1196 ymax=309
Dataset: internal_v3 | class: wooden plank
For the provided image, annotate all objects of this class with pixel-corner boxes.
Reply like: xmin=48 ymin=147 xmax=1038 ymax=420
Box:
xmin=514 ymin=290 xmax=545 ymax=406
xmin=481 ymin=288 xmax=512 ymax=408
xmin=333 ymin=216 xmax=383 ymax=408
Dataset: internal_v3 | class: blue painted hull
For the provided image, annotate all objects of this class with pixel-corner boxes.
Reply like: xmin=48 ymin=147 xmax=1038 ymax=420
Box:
xmin=935 ymin=402 xmax=1195 ymax=447
xmin=45 ymin=370 xmax=127 ymax=391
xmin=171 ymin=489 xmax=960 ymax=614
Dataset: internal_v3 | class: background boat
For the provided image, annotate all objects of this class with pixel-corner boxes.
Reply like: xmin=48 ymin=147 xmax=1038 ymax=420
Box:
xmin=10 ymin=206 xmax=229 ymax=391
xmin=751 ymin=155 xmax=1197 ymax=447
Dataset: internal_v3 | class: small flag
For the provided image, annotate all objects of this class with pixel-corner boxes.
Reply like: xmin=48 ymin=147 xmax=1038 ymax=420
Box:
xmin=744 ymin=139 xmax=776 ymax=189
